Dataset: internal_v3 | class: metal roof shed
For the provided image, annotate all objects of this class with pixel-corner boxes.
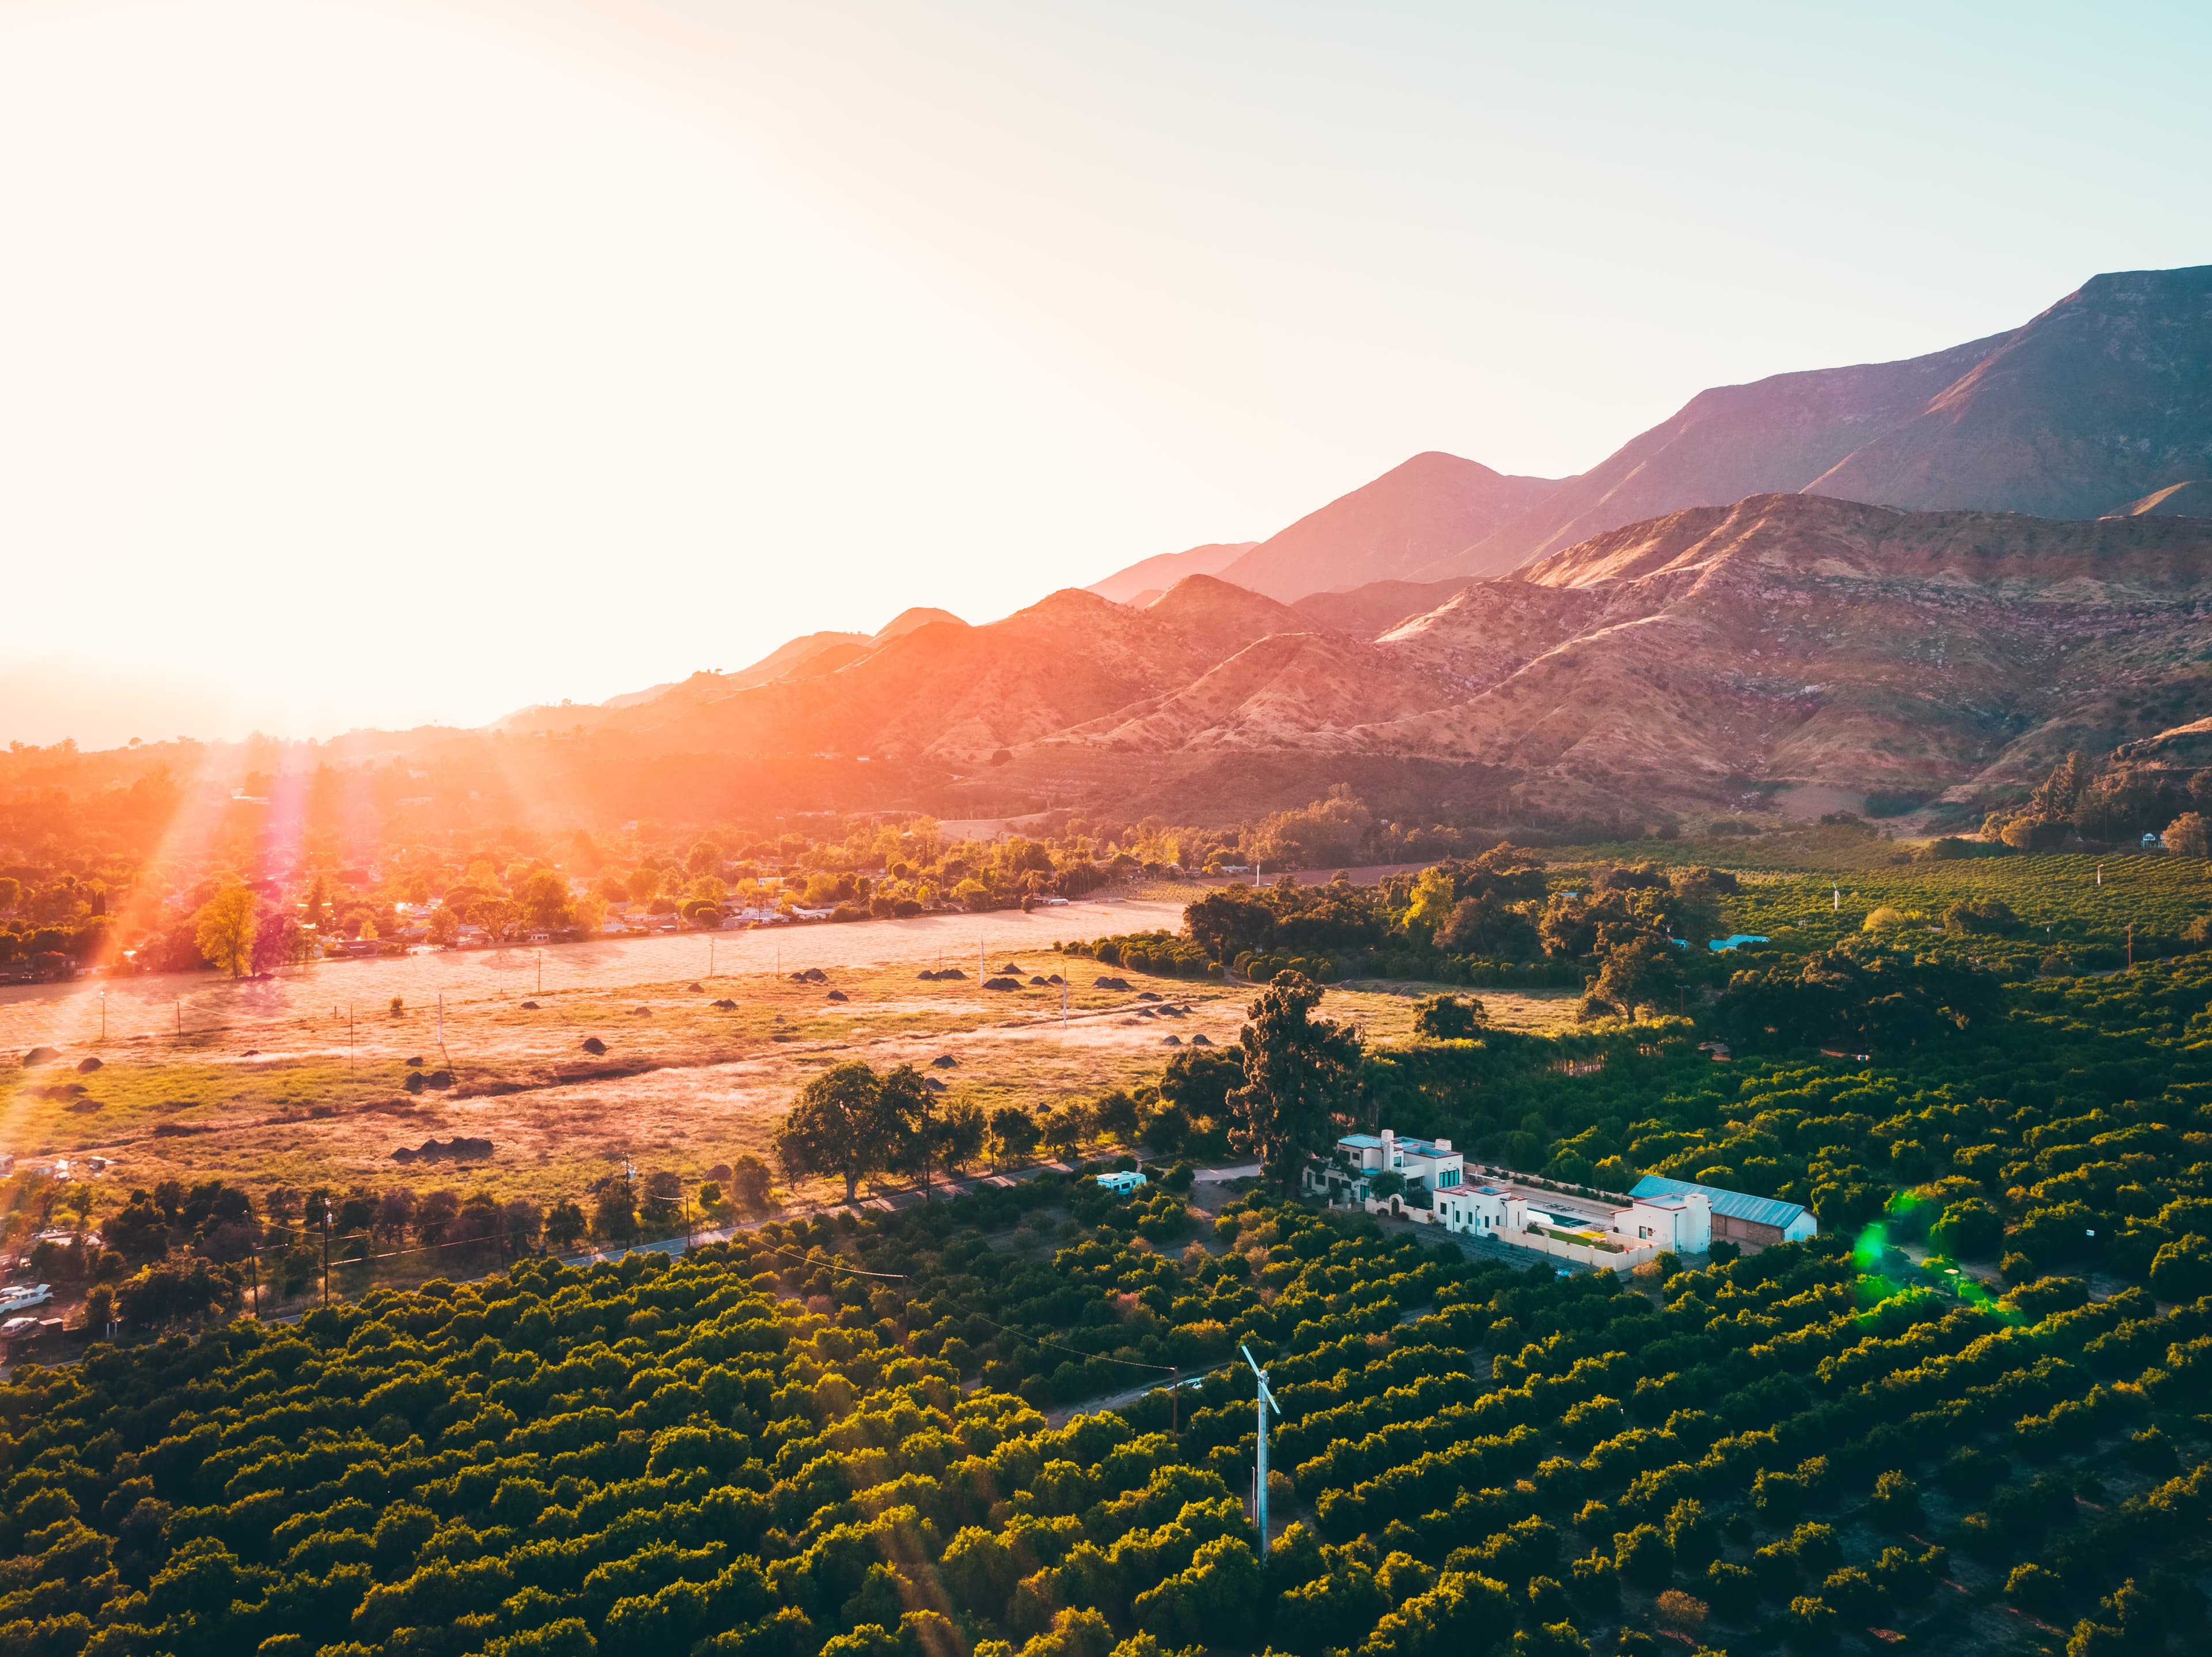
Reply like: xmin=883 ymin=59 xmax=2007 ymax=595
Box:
xmin=1627 ymin=1174 xmax=1817 ymax=1244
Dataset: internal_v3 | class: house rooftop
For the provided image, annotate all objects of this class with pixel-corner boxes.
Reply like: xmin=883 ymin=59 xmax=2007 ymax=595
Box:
xmin=1629 ymin=1174 xmax=1809 ymax=1232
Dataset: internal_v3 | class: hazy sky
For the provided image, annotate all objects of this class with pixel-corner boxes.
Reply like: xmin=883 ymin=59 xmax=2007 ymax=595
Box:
xmin=5 ymin=2 xmax=2209 ymax=747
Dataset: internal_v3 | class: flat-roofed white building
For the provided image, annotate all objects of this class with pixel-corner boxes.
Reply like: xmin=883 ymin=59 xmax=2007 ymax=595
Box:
xmin=1434 ymin=1181 xmax=1526 ymax=1238
xmin=1618 ymin=1190 xmax=1712 ymax=1253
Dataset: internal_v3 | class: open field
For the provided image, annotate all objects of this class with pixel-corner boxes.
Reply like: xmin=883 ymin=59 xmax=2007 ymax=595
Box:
xmin=13 ymin=841 xmax=2207 ymax=1220
xmin=2 ymin=959 xmax=1580 ymax=1209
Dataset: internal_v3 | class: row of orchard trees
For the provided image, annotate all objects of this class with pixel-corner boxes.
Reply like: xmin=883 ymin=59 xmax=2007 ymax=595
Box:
xmin=7 ymin=1169 xmax=2212 ymax=1657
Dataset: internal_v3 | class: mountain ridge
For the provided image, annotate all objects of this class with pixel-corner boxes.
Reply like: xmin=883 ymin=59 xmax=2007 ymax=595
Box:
xmin=1418 ymin=263 xmax=2212 ymax=581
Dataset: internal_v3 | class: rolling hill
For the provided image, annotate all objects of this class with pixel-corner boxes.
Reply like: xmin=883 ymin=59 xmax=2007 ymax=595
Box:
xmin=1214 ymin=450 xmax=1560 ymax=601
xmin=571 ymin=493 xmax=2212 ymax=824
xmin=1085 ymin=541 xmax=1255 ymax=606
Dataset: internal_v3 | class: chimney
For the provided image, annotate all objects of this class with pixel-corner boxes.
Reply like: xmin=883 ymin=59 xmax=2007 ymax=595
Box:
xmin=1380 ymin=1128 xmax=1395 ymax=1164
xmin=1434 ymin=1138 xmax=1452 ymax=1153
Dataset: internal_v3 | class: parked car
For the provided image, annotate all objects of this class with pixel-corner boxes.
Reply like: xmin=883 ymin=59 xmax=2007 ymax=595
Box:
xmin=0 ymin=1284 xmax=54 ymax=1313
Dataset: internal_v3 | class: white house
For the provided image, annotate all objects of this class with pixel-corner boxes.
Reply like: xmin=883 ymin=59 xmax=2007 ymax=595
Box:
xmin=1306 ymin=1128 xmax=1467 ymax=1213
xmin=1309 ymin=1125 xmax=1724 ymax=1263
xmin=1433 ymin=1181 xmax=1527 ymax=1238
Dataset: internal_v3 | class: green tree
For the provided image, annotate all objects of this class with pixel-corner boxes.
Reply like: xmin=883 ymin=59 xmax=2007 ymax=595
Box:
xmin=517 ymin=869 xmax=575 ymax=932
xmin=933 ymin=1098 xmax=987 ymax=1175
xmin=1228 ymin=972 xmax=1361 ymax=1192
xmin=1412 ymin=994 xmax=1485 ymax=1041
xmin=1592 ymin=934 xmax=1681 ymax=1012
xmin=194 ymin=886 xmax=259 ymax=977
xmin=594 ymin=1182 xmax=638 ymax=1243
xmin=728 ymin=1155 xmax=774 ymax=1210
xmin=1093 ymin=1089 xmax=1142 ymax=1146
xmin=775 ymin=1061 xmax=908 ymax=1203
xmin=545 ymin=1200 xmax=587 ymax=1251
xmin=468 ymin=896 xmax=520 ymax=943
xmin=989 ymin=1106 xmax=1040 ymax=1169
xmin=2165 ymin=812 xmax=2210 ymax=858
xmin=1403 ymin=866 xmax=1457 ymax=941
xmin=1929 ymin=1198 xmax=2003 ymax=1259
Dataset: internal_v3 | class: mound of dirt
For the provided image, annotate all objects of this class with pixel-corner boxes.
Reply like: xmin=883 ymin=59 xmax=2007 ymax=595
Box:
xmin=153 ymin=1123 xmax=210 ymax=1137
xmin=713 ymin=998 xmax=737 ymax=1010
xmin=930 ymin=1054 xmax=959 ymax=1068
xmin=75 ymin=1056 xmax=102 ymax=1073
xmin=826 ymin=990 xmax=849 ymax=1002
xmin=1093 ymin=977 xmax=1130 ymax=990
xmin=21 ymin=1046 xmax=58 ymax=1066
xmin=1163 ymin=1035 xmax=1183 ymax=1046
xmin=1190 ymin=1033 xmax=1213 ymax=1045
xmin=520 ymin=1000 xmax=541 ymax=1010
xmin=983 ymin=977 xmax=1022 ymax=991
xmin=581 ymin=1036 xmax=608 ymax=1055
xmin=392 ymin=1136 xmax=494 ymax=1164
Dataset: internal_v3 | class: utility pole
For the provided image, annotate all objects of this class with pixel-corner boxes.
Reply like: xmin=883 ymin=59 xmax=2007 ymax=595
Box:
xmin=2127 ymin=923 xmax=2134 ymax=969
xmin=100 ymin=992 xmax=106 ymax=1044
xmin=1242 ymin=1343 xmax=1281 ymax=1545
xmin=320 ymin=1215 xmax=331 ymax=1307
xmin=249 ymin=1247 xmax=260 ymax=1319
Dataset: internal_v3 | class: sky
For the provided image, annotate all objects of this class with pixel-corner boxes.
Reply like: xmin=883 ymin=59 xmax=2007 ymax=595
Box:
xmin=3 ymin=1 xmax=2209 ymax=748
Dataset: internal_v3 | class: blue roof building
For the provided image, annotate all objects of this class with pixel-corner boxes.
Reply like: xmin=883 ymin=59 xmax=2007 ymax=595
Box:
xmin=1628 ymin=1175 xmax=1817 ymax=1246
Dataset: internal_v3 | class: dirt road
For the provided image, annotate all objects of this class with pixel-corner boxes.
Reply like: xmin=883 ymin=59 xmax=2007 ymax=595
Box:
xmin=1 ymin=896 xmax=1185 ymax=1055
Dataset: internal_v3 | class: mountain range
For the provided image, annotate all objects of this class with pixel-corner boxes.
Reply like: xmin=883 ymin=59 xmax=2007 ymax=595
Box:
xmin=44 ymin=263 xmax=2212 ymax=831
